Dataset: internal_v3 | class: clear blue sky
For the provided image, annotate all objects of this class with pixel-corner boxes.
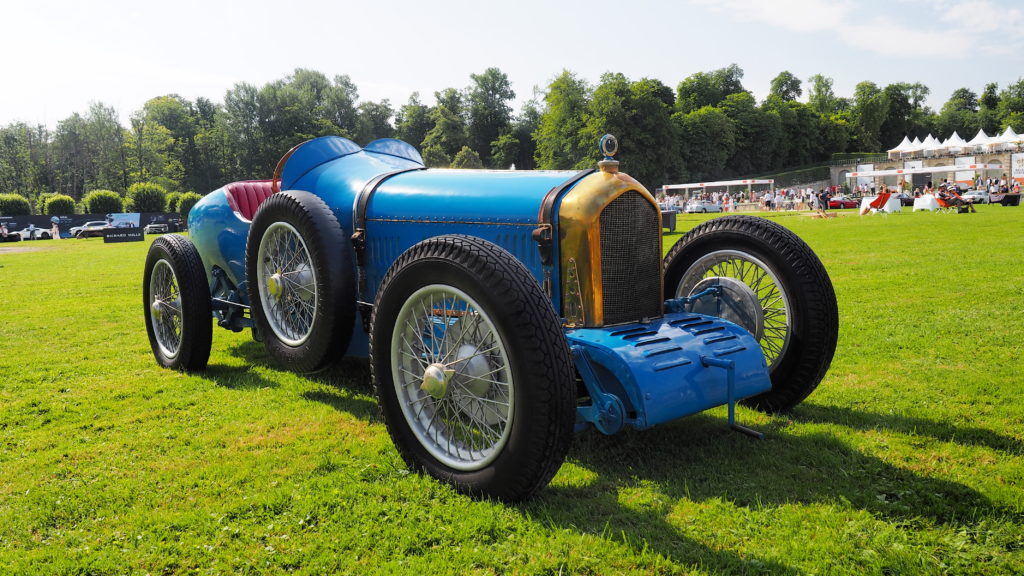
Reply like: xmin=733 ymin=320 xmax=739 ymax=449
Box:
xmin=3 ymin=0 xmax=1022 ymax=128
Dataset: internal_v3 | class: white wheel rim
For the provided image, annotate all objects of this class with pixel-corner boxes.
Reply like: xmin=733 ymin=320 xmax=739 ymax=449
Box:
xmin=675 ymin=250 xmax=792 ymax=369
xmin=150 ymin=259 xmax=182 ymax=359
xmin=256 ymin=222 xmax=318 ymax=347
xmin=391 ymin=285 xmax=514 ymax=471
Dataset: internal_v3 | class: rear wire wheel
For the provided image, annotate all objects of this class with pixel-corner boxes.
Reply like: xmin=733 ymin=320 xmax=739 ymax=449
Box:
xmin=143 ymin=234 xmax=212 ymax=371
xmin=247 ymin=190 xmax=355 ymax=373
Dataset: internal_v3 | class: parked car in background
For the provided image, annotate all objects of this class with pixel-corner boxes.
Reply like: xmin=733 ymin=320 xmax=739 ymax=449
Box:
xmin=960 ymin=189 xmax=989 ymax=204
xmin=73 ymin=221 xmax=111 ymax=238
xmin=144 ymin=223 xmax=169 ymax=234
xmin=684 ymin=199 xmax=723 ymax=213
xmin=16 ymin=226 xmax=52 ymax=240
xmin=828 ymin=195 xmax=859 ymax=209
xmin=894 ymin=192 xmax=915 ymax=206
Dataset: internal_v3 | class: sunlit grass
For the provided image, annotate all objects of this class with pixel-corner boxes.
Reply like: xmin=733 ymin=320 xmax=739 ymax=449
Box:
xmin=1 ymin=205 xmax=1022 ymax=574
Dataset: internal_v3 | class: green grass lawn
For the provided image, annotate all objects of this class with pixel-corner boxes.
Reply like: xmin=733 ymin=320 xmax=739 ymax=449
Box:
xmin=1 ymin=206 xmax=1022 ymax=575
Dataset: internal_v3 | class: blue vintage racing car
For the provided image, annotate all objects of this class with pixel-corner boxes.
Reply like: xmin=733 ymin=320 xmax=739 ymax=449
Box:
xmin=143 ymin=134 xmax=838 ymax=501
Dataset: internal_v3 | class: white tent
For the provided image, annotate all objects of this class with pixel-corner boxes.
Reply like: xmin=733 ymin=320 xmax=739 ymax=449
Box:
xmin=887 ymin=136 xmax=913 ymax=159
xmin=991 ymin=126 xmax=1021 ymax=151
xmin=942 ymin=131 xmax=967 ymax=153
xmin=904 ymin=136 xmax=925 ymax=157
xmin=922 ymin=134 xmax=941 ymax=156
xmin=966 ymin=129 xmax=990 ymax=152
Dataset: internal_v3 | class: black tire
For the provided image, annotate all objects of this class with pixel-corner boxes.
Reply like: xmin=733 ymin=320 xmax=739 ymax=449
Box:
xmin=144 ymin=234 xmax=213 ymax=371
xmin=664 ymin=215 xmax=838 ymax=412
xmin=246 ymin=190 xmax=355 ymax=373
xmin=371 ymin=235 xmax=575 ymax=501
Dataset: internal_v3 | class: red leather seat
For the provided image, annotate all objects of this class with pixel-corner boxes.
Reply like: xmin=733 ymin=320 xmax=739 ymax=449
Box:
xmin=224 ymin=180 xmax=276 ymax=221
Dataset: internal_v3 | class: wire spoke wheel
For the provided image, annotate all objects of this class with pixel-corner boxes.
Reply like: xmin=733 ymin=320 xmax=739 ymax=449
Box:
xmin=256 ymin=222 xmax=318 ymax=347
xmin=149 ymin=259 xmax=184 ymax=358
xmin=392 ymin=285 xmax=514 ymax=471
xmin=664 ymin=215 xmax=838 ymax=412
xmin=143 ymin=234 xmax=212 ymax=371
xmin=675 ymin=250 xmax=791 ymax=370
xmin=372 ymin=235 xmax=575 ymax=501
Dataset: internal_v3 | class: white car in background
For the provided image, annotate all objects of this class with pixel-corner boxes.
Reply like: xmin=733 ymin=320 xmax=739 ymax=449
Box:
xmin=960 ymin=189 xmax=989 ymax=204
xmin=16 ymin=226 xmax=52 ymax=240
xmin=684 ymin=199 xmax=723 ymax=213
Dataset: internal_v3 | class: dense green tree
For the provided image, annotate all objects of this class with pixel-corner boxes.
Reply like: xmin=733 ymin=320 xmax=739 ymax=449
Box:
xmin=719 ymin=91 xmax=782 ymax=175
xmin=578 ymin=75 xmax=680 ymax=187
xmin=467 ymin=68 xmax=515 ymax=167
xmin=421 ymin=103 xmax=468 ymax=160
xmin=977 ymin=82 xmax=1001 ymax=134
xmin=421 ymin=144 xmax=450 ymax=168
xmin=451 ymin=146 xmax=483 ymax=169
xmin=673 ymin=106 xmax=735 ymax=181
xmin=850 ymin=81 xmax=888 ymax=151
xmin=490 ymin=133 xmax=519 ymax=169
xmin=356 ymin=100 xmax=395 ymax=144
xmin=395 ymin=93 xmax=433 ymax=148
xmin=675 ymin=64 xmax=746 ymax=114
xmin=769 ymin=71 xmax=802 ymax=102
xmin=0 ymin=122 xmax=49 ymax=197
xmin=807 ymin=74 xmax=847 ymax=115
xmin=764 ymin=98 xmax=822 ymax=167
xmin=534 ymin=70 xmax=591 ymax=169
xmin=936 ymin=87 xmax=980 ymax=137
xmin=83 ymin=189 xmax=123 ymax=214
xmin=510 ymin=99 xmax=541 ymax=170
xmin=997 ymin=78 xmax=1024 ymax=131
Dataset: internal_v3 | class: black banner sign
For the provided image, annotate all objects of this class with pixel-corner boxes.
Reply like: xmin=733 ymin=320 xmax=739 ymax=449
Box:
xmin=103 ymin=228 xmax=145 ymax=243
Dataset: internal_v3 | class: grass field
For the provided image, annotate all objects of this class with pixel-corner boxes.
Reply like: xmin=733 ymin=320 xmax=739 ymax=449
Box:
xmin=1 ymin=205 xmax=1022 ymax=575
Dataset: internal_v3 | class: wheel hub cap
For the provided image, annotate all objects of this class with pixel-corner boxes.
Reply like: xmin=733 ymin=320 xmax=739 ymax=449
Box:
xmin=151 ymin=299 xmax=164 ymax=321
xmin=421 ymin=363 xmax=454 ymax=399
xmin=690 ymin=276 xmax=766 ymax=340
xmin=267 ymin=273 xmax=284 ymax=298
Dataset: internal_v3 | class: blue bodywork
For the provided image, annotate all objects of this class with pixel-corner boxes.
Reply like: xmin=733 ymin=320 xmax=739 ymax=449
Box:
xmin=188 ymin=136 xmax=772 ymax=434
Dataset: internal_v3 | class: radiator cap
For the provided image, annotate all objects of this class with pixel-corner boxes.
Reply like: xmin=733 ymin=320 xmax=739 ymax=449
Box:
xmin=598 ymin=134 xmax=619 ymax=173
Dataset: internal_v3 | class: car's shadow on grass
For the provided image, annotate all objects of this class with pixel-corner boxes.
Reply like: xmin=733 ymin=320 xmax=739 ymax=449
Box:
xmin=794 ymin=402 xmax=1023 ymax=455
xmin=218 ymin=341 xmax=379 ymax=421
xmin=527 ymin=410 xmax=1014 ymax=572
xmin=300 ymin=358 xmax=380 ymax=423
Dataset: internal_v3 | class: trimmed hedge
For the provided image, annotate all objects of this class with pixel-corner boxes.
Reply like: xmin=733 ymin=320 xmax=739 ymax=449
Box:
xmin=127 ymin=183 xmax=168 ymax=213
xmin=83 ymin=190 xmax=124 ymax=214
xmin=44 ymin=194 xmax=76 ymax=216
xmin=0 ymin=194 xmax=32 ymax=216
xmin=165 ymin=191 xmax=183 ymax=213
xmin=177 ymin=192 xmax=203 ymax=220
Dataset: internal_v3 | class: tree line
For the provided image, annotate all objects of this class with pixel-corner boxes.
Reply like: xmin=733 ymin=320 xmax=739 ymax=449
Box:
xmin=1 ymin=65 xmax=1022 ymax=214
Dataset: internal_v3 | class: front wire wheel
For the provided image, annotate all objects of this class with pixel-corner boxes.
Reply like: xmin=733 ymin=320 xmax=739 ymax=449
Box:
xmin=674 ymin=250 xmax=792 ymax=371
xmin=664 ymin=215 xmax=838 ymax=412
xmin=372 ymin=235 xmax=575 ymax=501
xmin=392 ymin=285 xmax=513 ymax=471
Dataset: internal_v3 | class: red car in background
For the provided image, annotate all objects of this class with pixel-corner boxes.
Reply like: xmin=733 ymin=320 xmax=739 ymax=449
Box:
xmin=828 ymin=195 xmax=859 ymax=209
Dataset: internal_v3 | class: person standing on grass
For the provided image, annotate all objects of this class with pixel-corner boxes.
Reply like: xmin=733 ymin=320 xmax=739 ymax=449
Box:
xmin=51 ymin=221 xmax=60 ymax=240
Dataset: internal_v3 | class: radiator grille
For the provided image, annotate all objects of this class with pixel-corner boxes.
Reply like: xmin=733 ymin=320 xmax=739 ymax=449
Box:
xmin=599 ymin=191 xmax=662 ymax=324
